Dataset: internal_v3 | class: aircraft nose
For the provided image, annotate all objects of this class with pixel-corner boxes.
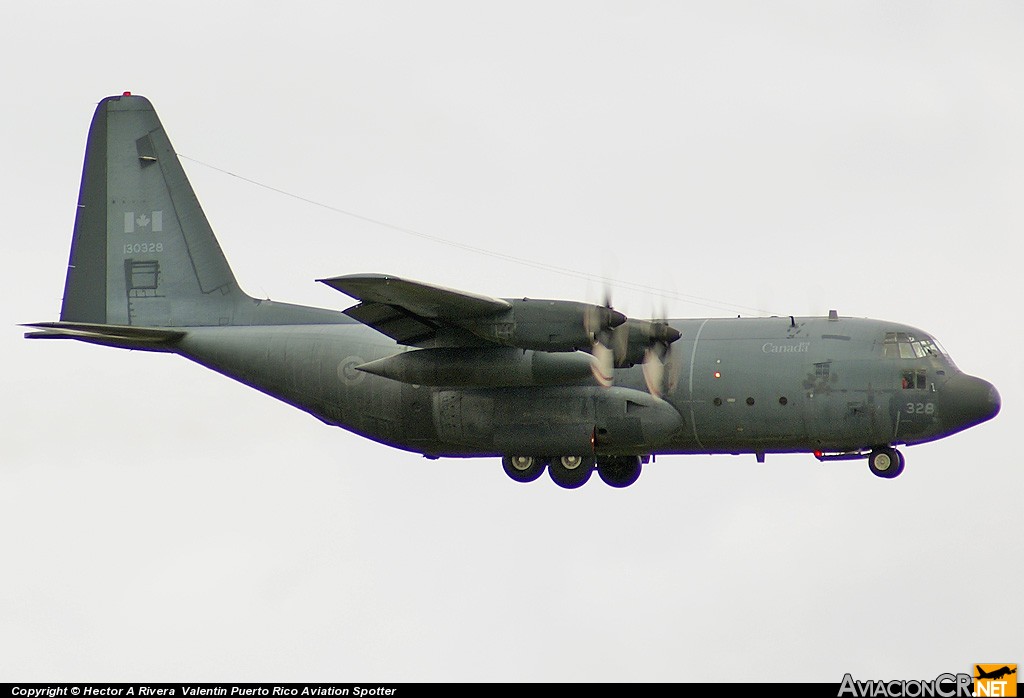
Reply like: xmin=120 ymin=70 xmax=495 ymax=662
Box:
xmin=941 ymin=373 xmax=1001 ymax=433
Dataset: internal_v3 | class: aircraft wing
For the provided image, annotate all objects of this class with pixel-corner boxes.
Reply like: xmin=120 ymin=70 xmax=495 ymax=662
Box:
xmin=318 ymin=273 xmax=511 ymax=345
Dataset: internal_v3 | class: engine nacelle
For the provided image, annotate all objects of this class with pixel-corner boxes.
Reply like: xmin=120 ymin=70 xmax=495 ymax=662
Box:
xmin=465 ymin=299 xmax=626 ymax=352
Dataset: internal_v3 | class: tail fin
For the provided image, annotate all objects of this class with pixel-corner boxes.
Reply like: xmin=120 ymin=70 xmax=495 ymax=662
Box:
xmin=61 ymin=93 xmax=244 ymax=327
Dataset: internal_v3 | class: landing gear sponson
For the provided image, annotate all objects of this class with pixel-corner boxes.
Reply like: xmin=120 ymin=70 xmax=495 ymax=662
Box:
xmin=502 ymin=455 xmax=644 ymax=489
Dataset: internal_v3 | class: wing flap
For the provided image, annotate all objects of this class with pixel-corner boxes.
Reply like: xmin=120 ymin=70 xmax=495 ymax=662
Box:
xmin=343 ymin=302 xmax=439 ymax=345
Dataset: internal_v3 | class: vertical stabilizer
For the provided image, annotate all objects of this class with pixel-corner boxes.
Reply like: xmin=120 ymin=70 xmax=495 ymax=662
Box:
xmin=61 ymin=94 xmax=243 ymax=327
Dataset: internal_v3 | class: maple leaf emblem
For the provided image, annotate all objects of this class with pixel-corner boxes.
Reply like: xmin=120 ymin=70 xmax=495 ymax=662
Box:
xmin=136 ymin=214 xmax=150 ymax=227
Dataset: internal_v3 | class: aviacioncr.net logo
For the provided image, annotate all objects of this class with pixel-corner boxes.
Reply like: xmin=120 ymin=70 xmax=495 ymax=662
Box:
xmin=838 ymin=673 xmax=973 ymax=697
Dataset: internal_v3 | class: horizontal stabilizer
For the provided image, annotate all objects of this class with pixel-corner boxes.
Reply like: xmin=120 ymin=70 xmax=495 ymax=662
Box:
xmin=23 ymin=321 xmax=185 ymax=350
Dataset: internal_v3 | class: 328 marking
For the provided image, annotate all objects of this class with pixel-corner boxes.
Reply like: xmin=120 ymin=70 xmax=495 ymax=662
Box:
xmin=906 ymin=402 xmax=935 ymax=415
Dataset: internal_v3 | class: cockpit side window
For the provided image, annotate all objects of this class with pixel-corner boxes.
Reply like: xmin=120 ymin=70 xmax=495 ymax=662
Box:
xmin=902 ymin=369 xmax=927 ymax=390
xmin=884 ymin=333 xmax=899 ymax=358
xmin=917 ymin=339 xmax=941 ymax=357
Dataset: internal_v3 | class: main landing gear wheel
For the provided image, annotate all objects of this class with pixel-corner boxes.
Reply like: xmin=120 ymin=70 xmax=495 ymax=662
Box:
xmin=868 ymin=447 xmax=905 ymax=479
xmin=597 ymin=456 xmax=642 ymax=488
xmin=548 ymin=455 xmax=595 ymax=489
xmin=501 ymin=455 xmax=547 ymax=483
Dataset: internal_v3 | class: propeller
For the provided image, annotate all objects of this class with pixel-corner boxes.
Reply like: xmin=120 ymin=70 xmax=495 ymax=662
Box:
xmin=587 ymin=294 xmax=681 ymax=396
xmin=585 ymin=290 xmax=623 ymax=388
xmin=640 ymin=311 xmax=681 ymax=398
xmin=590 ymin=341 xmax=615 ymax=387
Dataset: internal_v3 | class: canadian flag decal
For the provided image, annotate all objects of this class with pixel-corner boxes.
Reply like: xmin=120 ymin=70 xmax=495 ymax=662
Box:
xmin=124 ymin=210 xmax=163 ymax=233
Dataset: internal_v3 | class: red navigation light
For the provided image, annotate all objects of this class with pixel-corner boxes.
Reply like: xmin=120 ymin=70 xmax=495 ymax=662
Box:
xmin=813 ymin=450 xmax=823 ymax=459
xmin=123 ymin=91 xmax=132 ymax=96
xmin=713 ymin=371 xmax=721 ymax=379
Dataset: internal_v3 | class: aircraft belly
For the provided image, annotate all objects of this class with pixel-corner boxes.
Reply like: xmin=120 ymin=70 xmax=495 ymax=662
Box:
xmin=176 ymin=326 xmax=440 ymax=451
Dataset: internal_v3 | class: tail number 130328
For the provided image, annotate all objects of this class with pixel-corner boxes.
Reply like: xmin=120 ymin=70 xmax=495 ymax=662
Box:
xmin=123 ymin=242 xmax=163 ymax=254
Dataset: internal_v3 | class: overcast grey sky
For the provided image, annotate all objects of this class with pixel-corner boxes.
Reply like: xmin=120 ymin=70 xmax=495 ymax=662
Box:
xmin=2 ymin=1 xmax=1021 ymax=682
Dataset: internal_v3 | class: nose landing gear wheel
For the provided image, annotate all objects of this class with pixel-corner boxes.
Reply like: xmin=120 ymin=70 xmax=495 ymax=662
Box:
xmin=548 ymin=455 xmax=595 ymax=489
xmin=868 ymin=447 xmax=905 ymax=479
xmin=501 ymin=455 xmax=547 ymax=483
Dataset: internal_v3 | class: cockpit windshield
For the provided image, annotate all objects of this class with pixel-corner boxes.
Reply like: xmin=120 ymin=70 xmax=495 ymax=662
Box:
xmin=883 ymin=332 xmax=945 ymax=359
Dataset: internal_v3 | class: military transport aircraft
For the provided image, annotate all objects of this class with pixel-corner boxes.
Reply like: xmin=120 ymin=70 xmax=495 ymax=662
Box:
xmin=24 ymin=94 xmax=1001 ymax=488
